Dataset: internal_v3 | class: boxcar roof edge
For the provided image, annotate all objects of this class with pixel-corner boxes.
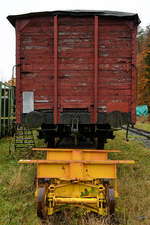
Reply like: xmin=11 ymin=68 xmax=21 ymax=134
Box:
xmin=7 ymin=10 xmax=140 ymax=27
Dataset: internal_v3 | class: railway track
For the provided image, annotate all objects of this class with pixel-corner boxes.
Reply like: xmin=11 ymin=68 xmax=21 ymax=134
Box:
xmin=122 ymin=126 xmax=150 ymax=139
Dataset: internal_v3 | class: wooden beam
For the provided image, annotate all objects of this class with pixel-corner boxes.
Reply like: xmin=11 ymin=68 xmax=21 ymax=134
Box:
xmin=54 ymin=15 xmax=58 ymax=124
xmin=94 ymin=16 xmax=98 ymax=123
xmin=131 ymin=26 xmax=137 ymax=124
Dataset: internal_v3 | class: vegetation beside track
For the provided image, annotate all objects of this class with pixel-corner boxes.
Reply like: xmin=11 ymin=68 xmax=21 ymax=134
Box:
xmin=106 ymin=130 xmax=150 ymax=225
xmin=0 ymin=136 xmax=43 ymax=225
xmin=0 ymin=128 xmax=150 ymax=225
xmin=135 ymin=115 xmax=150 ymax=131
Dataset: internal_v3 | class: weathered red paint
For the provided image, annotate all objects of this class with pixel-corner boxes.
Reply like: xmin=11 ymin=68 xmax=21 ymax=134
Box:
xmin=131 ymin=26 xmax=137 ymax=124
xmin=54 ymin=15 xmax=58 ymax=124
xmin=11 ymin=13 xmax=138 ymax=125
xmin=94 ymin=16 xmax=98 ymax=123
xmin=107 ymin=102 xmax=129 ymax=113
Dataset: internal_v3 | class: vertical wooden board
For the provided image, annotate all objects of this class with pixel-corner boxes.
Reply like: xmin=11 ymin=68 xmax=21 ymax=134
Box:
xmin=131 ymin=25 xmax=137 ymax=124
xmin=93 ymin=16 xmax=98 ymax=123
xmin=54 ymin=16 xmax=58 ymax=123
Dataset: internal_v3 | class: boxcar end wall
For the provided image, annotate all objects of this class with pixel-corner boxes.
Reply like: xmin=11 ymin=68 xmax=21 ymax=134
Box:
xmin=7 ymin=11 xmax=140 ymax=131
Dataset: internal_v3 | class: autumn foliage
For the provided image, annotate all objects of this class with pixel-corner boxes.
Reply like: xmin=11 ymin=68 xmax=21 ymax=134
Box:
xmin=7 ymin=77 xmax=16 ymax=86
xmin=137 ymin=26 xmax=150 ymax=105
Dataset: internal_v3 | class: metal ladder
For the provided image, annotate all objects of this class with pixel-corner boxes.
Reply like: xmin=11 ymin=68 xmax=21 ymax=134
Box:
xmin=14 ymin=125 xmax=35 ymax=157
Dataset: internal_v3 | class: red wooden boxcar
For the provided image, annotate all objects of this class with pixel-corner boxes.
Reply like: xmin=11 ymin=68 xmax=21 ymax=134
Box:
xmin=7 ymin=11 xmax=140 ymax=147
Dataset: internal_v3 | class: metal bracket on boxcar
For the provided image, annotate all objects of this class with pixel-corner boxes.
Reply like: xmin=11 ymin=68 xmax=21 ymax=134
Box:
xmin=71 ymin=118 xmax=79 ymax=132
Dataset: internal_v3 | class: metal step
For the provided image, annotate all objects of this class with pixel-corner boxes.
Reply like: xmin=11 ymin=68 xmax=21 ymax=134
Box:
xmin=15 ymin=146 xmax=33 ymax=148
xmin=15 ymin=138 xmax=33 ymax=141
xmin=15 ymin=142 xmax=34 ymax=145
xmin=15 ymin=133 xmax=33 ymax=136
xmin=16 ymin=128 xmax=32 ymax=131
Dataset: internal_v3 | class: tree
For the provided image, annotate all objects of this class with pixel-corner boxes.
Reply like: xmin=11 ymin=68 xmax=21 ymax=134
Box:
xmin=137 ymin=25 xmax=150 ymax=105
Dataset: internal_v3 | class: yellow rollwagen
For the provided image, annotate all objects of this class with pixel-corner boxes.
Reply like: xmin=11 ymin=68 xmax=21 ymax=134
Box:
xmin=19 ymin=148 xmax=134 ymax=217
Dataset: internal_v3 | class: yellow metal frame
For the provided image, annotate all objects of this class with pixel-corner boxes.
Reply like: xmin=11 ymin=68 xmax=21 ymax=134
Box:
xmin=19 ymin=148 xmax=134 ymax=216
xmin=1 ymin=117 xmax=16 ymax=119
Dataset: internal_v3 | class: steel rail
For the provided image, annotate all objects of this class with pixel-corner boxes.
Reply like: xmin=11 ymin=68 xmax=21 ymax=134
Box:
xmin=122 ymin=126 xmax=150 ymax=139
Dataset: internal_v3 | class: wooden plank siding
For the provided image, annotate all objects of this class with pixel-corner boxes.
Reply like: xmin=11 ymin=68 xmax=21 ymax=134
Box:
xmin=17 ymin=15 xmax=136 ymax=123
xmin=20 ymin=16 xmax=54 ymax=113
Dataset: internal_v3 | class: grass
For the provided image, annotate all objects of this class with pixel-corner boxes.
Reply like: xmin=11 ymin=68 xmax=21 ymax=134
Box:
xmin=105 ymin=130 xmax=150 ymax=225
xmin=135 ymin=115 xmax=150 ymax=131
xmin=0 ymin=127 xmax=150 ymax=224
xmin=0 ymin=137 xmax=42 ymax=225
